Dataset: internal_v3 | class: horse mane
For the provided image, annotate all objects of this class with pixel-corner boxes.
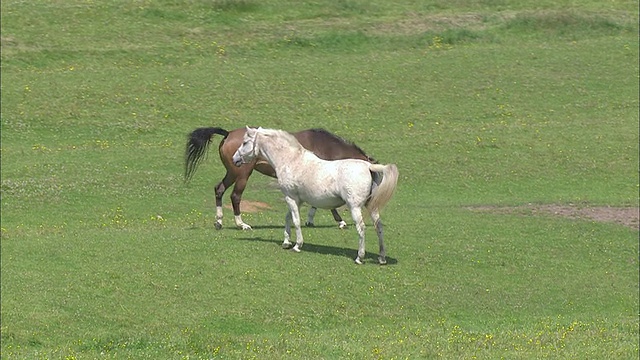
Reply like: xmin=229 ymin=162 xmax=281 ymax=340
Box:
xmin=307 ymin=128 xmax=376 ymax=163
xmin=263 ymin=128 xmax=305 ymax=151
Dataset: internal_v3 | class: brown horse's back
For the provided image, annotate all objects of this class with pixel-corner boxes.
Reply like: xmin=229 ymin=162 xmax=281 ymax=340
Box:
xmin=293 ymin=129 xmax=373 ymax=162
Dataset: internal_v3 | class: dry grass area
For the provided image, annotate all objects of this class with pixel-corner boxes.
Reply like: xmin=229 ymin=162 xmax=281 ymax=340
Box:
xmin=224 ymin=200 xmax=273 ymax=213
xmin=469 ymin=204 xmax=639 ymax=230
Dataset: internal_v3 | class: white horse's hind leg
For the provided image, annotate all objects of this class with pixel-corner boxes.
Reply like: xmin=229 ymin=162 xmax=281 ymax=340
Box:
xmin=350 ymin=207 xmax=366 ymax=264
xmin=283 ymin=210 xmax=293 ymax=249
xmin=284 ymin=197 xmax=304 ymax=252
xmin=305 ymin=207 xmax=317 ymax=227
xmin=370 ymin=210 xmax=386 ymax=265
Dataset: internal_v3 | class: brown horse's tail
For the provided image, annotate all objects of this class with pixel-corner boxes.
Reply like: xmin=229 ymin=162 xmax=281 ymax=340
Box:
xmin=366 ymin=164 xmax=399 ymax=215
xmin=185 ymin=127 xmax=229 ymax=182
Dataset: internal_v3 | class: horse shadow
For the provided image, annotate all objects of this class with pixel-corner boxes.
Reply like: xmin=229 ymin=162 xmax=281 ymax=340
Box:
xmin=236 ymin=236 xmax=399 ymax=265
xmin=249 ymin=224 xmax=337 ymax=230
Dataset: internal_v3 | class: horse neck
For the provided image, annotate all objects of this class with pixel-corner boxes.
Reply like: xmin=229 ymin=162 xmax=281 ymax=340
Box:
xmin=258 ymin=132 xmax=304 ymax=171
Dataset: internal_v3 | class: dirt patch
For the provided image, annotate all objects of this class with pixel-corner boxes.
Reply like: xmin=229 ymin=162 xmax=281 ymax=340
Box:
xmin=224 ymin=200 xmax=272 ymax=213
xmin=469 ymin=204 xmax=639 ymax=230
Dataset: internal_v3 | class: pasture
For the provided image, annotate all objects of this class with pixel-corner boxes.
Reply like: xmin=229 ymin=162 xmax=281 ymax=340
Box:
xmin=1 ymin=0 xmax=638 ymax=358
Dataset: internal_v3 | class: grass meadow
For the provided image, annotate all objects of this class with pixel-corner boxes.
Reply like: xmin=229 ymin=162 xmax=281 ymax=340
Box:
xmin=1 ymin=0 xmax=639 ymax=358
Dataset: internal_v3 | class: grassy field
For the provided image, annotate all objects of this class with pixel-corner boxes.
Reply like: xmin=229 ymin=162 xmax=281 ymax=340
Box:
xmin=1 ymin=0 xmax=638 ymax=358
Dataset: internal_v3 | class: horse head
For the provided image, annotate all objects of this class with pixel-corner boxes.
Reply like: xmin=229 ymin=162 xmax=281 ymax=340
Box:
xmin=232 ymin=126 xmax=261 ymax=167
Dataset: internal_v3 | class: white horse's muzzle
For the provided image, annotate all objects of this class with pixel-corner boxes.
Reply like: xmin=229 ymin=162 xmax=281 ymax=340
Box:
xmin=232 ymin=151 xmax=244 ymax=167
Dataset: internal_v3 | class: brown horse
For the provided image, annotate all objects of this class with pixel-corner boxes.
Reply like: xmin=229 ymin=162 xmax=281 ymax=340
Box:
xmin=185 ymin=127 xmax=375 ymax=230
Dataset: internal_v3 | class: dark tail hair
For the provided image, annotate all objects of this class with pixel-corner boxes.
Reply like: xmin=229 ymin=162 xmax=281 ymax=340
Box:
xmin=184 ymin=127 xmax=229 ymax=182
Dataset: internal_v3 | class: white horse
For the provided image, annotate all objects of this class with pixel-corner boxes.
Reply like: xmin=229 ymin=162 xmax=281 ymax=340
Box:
xmin=232 ymin=127 xmax=399 ymax=265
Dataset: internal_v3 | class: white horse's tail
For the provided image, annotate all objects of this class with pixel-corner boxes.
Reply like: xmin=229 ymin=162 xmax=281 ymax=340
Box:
xmin=366 ymin=163 xmax=399 ymax=214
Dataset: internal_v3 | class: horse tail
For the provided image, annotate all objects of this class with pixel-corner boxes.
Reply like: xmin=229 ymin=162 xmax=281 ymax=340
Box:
xmin=184 ymin=127 xmax=229 ymax=182
xmin=366 ymin=163 xmax=399 ymax=214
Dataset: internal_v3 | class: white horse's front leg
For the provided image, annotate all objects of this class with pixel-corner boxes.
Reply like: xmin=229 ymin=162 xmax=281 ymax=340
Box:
xmin=370 ymin=210 xmax=386 ymax=265
xmin=283 ymin=210 xmax=293 ymax=249
xmin=305 ymin=207 xmax=317 ymax=227
xmin=350 ymin=207 xmax=366 ymax=264
xmin=284 ymin=197 xmax=304 ymax=252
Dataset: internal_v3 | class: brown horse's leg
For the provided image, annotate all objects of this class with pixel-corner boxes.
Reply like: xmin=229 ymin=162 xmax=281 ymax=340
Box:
xmin=216 ymin=129 xmax=256 ymax=230
xmin=214 ymin=172 xmax=236 ymax=230
xmin=230 ymin=169 xmax=254 ymax=230
xmin=330 ymin=209 xmax=347 ymax=229
xmin=306 ymin=208 xmax=347 ymax=228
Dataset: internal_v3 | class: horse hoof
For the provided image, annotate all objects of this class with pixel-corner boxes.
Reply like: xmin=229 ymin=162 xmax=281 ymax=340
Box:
xmin=338 ymin=221 xmax=347 ymax=229
xmin=305 ymin=222 xmax=315 ymax=227
xmin=354 ymin=257 xmax=363 ymax=265
xmin=238 ymin=224 xmax=252 ymax=230
xmin=292 ymin=245 xmax=302 ymax=253
xmin=214 ymin=222 xmax=222 ymax=230
xmin=378 ymin=257 xmax=387 ymax=265
xmin=282 ymin=242 xmax=292 ymax=249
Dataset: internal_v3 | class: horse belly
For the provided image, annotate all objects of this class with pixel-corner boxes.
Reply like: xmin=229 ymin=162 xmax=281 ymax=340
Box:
xmin=297 ymin=187 xmax=346 ymax=209
xmin=303 ymin=196 xmax=346 ymax=209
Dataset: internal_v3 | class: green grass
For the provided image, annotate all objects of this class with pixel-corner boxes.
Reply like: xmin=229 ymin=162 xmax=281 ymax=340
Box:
xmin=1 ymin=0 xmax=638 ymax=358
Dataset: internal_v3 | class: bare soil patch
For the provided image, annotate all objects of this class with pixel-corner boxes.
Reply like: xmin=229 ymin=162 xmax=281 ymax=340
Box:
xmin=469 ymin=204 xmax=639 ymax=230
xmin=224 ymin=200 xmax=272 ymax=213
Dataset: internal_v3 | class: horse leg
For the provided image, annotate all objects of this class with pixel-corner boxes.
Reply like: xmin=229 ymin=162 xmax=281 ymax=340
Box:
xmin=230 ymin=175 xmax=253 ymax=230
xmin=370 ymin=210 xmax=386 ymax=265
xmin=350 ymin=207 xmax=366 ymax=264
xmin=284 ymin=197 xmax=304 ymax=252
xmin=306 ymin=208 xmax=347 ymax=229
xmin=214 ymin=172 xmax=236 ymax=230
xmin=331 ymin=209 xmax=348 ymax=229
xmin=305 ymin=207 xmax=317 ymax=227
xmin=283 ymin=210 xmax=293 ymax=249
